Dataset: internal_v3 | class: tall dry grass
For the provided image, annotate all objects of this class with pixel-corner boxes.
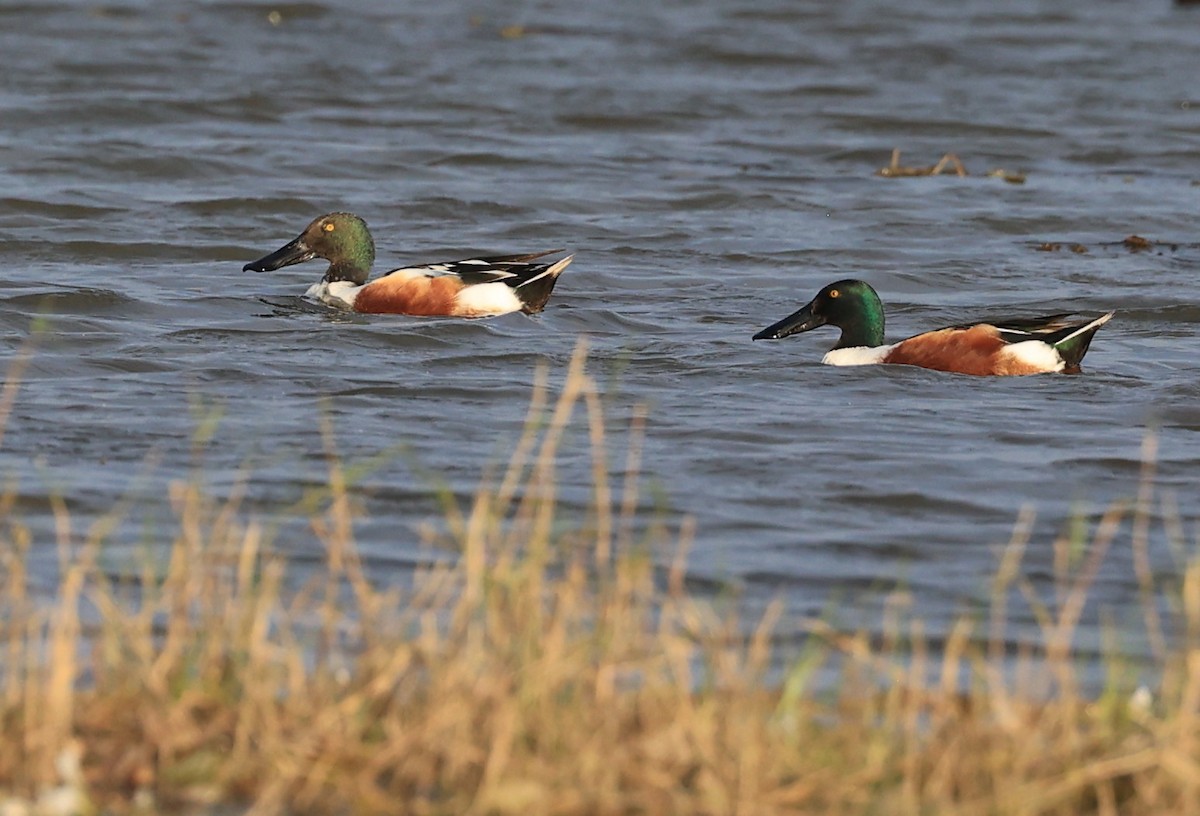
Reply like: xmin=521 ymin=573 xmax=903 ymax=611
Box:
xmin=0 ymin=342 xmax=1197 ymax=815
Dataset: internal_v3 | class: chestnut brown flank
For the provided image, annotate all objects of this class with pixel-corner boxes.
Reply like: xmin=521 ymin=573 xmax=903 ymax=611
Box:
xmin=353 ymin=276 xmax=466 ymax=316
xmin=882 ymin=326 xmax=1049 ymax=376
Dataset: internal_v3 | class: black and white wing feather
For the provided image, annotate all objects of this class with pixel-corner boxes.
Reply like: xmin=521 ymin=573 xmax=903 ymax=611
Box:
xmin=949 ymin=313 xmax=1078 ymax=344
xmin=379 ymin=249 xmax=566 ymax=287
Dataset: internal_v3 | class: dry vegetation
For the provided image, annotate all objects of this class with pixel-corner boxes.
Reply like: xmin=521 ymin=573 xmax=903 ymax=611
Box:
xmin=1 ymin=344 xmax=1198 ymax=815
xmin=876 ymin=148 xmax=1026 ymax=184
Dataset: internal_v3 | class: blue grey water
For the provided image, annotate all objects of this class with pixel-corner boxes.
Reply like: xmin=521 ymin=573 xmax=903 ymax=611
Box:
xmin=2 ymin=0 xmax=1199 ymax=671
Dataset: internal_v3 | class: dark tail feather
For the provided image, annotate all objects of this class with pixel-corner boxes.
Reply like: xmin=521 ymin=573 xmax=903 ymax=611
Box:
xmin=1052 ymin=311 xmax=1115 ymax=369
xmin=515 ymin=255 xmax=573 ymax=314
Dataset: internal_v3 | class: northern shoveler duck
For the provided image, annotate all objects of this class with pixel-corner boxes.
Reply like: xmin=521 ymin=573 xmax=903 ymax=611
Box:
xmin=243 ymin=212 xmax=572 ymax=317
xmin=752 ymin=279 xmax=1114 ymax=376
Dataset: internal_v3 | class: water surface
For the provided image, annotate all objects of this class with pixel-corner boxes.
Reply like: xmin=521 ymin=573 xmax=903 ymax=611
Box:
xmin=2 ymin=0 xmax=1199 ymax=669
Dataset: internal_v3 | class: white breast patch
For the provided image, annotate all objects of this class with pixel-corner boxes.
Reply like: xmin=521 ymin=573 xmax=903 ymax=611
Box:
xmin=306 ymin=280 xmax=361 ymax=310
xmin=822 ymin=345 xmax=895 ymax=366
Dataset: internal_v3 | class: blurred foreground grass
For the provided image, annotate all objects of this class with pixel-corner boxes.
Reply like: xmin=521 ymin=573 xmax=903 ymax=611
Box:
xmin=1 ymin=343 xmax=1197 ymax=815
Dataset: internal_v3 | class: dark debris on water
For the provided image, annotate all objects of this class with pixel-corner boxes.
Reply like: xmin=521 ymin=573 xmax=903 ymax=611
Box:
xmin=1031 ymin=235 xmax=1198 ymax=254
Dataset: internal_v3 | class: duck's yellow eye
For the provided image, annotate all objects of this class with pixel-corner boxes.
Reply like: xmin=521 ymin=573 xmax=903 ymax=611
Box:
xmin=323 ymin=222 xmax=336 ymax=232
xmin=829 ymin=289 xmax=840 ymax=298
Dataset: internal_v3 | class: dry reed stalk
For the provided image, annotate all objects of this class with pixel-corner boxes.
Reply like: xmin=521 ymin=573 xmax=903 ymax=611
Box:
xmin=1134 ymin=433 xmax=1167 ymax=662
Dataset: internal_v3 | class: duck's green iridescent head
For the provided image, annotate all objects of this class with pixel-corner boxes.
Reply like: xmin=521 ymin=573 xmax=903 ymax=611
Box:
xmin=243 ymin=212 xmax=376 ymax=285
xmin=753 ymin=279 xmax=886 ymax=349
